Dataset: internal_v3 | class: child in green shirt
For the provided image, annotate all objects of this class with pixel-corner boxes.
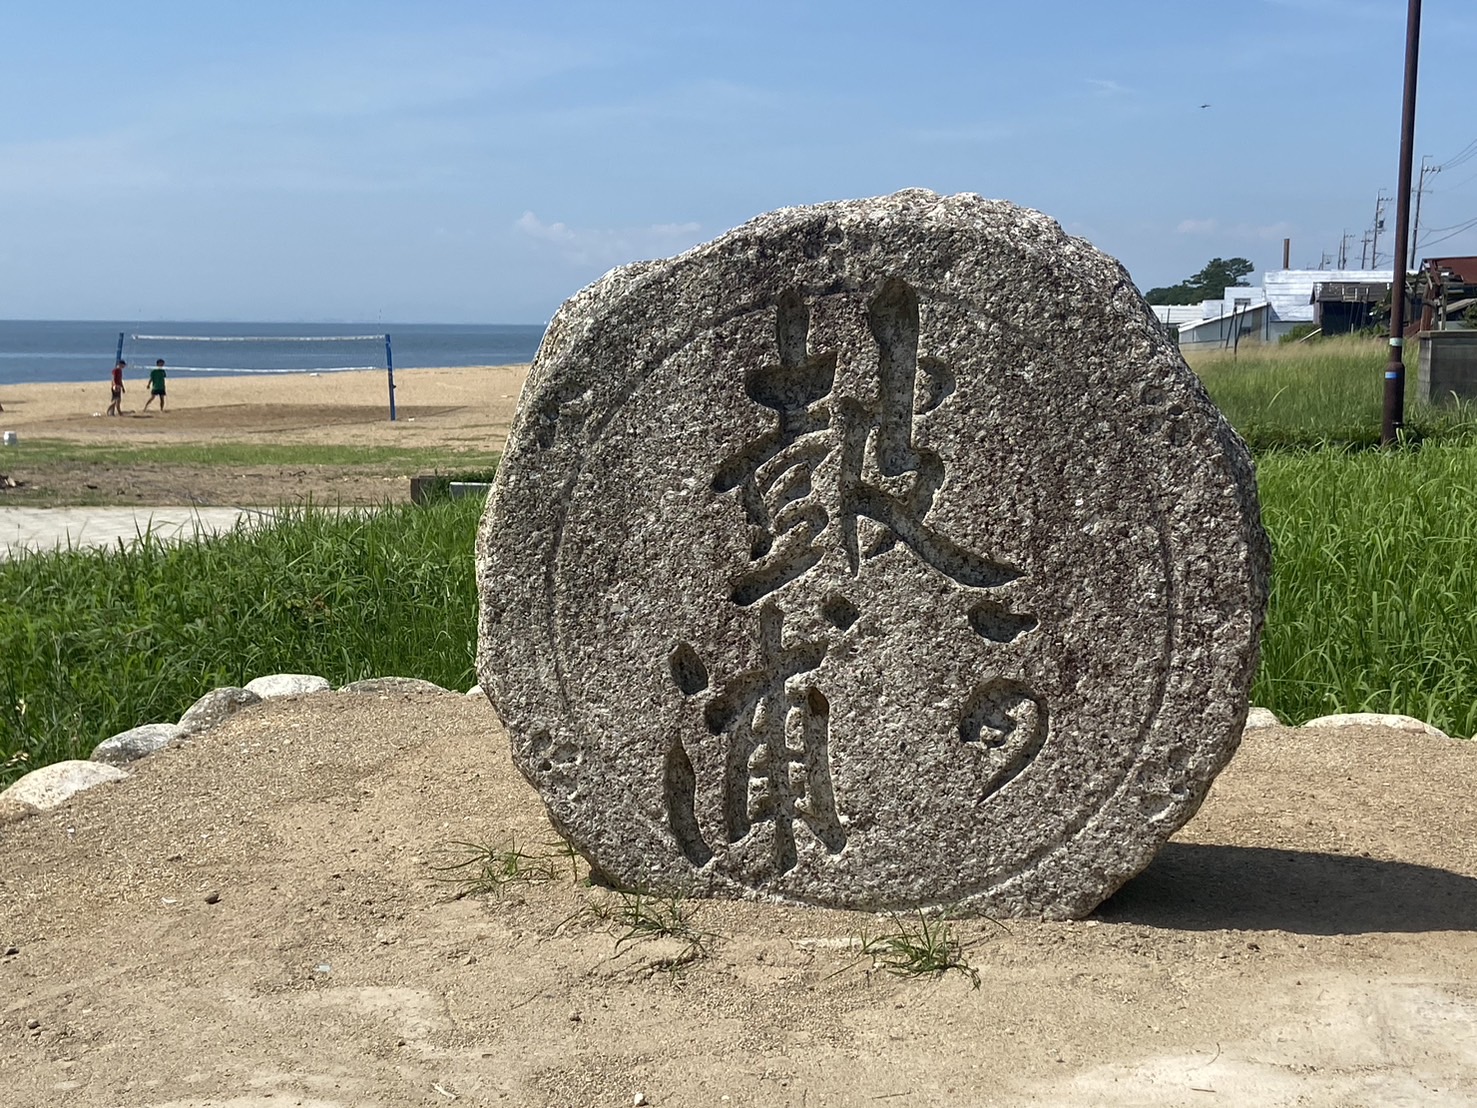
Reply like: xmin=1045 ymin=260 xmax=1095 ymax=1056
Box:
xmin=143 ymin=359 xmax=167 ymax=412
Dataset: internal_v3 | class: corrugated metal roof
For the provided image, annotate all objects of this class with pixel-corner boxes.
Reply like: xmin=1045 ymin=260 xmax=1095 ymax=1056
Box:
xmin=1176 ymin=302 xmax=1269 ymax=342
xmin=1264 ymin=269 xmax=1392 ymax=322
xmin=1151 ymin=305 xmax=1204 ymax=325
xmin=1423 ymin=256 xmax=1477 ymax=282
xmin=1201 ymin=287 xmax=1267 ymax=319
xmin=1313 ymin=281 xmax=1390 ymax=303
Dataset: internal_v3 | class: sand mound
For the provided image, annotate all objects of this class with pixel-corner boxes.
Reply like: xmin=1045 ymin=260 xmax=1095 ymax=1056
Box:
xmin=2 ymin=692 xmax=1475 ymax=1106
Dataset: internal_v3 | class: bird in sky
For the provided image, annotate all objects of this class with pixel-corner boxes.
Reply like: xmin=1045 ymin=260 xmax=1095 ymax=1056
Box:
xmin=1200 ymin=103 xmax=1212 ymax=109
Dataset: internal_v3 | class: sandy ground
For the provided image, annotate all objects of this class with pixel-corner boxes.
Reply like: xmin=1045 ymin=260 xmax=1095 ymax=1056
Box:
xmin=0 ymin=367 xmax=528 ymax=505
xmin=1 ymin=692 xmax=1474 ymax=1107
xmin=0 ymin=366 xmax=529 ymax=450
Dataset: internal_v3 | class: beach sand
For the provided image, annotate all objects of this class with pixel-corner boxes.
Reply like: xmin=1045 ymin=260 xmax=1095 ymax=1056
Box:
xmin=2 ymin=698 xmax=1475 ymax=1105
xmin=0 ymin=364 xmax=530 ymax=451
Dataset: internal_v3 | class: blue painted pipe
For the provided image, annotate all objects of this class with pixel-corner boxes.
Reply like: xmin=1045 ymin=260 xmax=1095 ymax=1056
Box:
xmin=385 ymin=333 xmax=397 ymax=422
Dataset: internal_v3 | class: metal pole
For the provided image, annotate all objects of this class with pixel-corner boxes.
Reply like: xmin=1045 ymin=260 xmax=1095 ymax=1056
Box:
xmin=1382 ymin=0 xmax=1422 ymax=447
xmin=385 ymin=334 xmax=397 ymax=422
xmin=1371 ymin=192 xmax=1386 ymax=267
xmin=1410 ymin=156 xmax=1433 ymax=262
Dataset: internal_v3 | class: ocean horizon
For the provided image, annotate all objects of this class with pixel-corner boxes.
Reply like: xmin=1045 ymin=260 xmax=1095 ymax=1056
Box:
xmin=0 ymin=319 xmax=546 ymax=387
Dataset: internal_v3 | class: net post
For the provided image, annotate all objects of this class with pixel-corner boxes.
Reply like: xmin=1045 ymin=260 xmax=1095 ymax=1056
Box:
xmin=385 ymin=334 xmax=397 ymax=422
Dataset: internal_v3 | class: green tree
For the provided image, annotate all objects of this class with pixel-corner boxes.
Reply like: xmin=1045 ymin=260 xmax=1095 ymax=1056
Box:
xmin=1145 ymin=257 xmax=1255 ymax=305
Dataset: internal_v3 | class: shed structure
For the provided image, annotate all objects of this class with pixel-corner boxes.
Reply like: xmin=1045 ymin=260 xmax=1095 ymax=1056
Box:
xmin=1158 ymin=268 xmax=1394 ymax=349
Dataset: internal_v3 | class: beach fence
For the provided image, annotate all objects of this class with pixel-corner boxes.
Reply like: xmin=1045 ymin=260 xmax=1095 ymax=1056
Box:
xmin=117 ymin=331 xmax=401 ymax=420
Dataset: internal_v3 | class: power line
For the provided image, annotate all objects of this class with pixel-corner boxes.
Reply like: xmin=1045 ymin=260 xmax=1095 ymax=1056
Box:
xmin=1428 ymin=165 xmax=1477 ymax=195
xmin=1438 ymin=136 xmax=1477 ymax=171
xmin=1418 ymin=214 xmax=1477 ymax=235
xmin=1417 ymin=215 xmax=1477 ymax=249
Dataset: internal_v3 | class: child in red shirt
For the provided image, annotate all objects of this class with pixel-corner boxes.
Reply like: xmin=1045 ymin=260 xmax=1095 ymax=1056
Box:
xmin=107 ymin=360 xmax=126 ymax=416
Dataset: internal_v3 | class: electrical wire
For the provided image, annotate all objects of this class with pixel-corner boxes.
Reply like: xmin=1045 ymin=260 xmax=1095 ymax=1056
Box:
xmin=1418 ymin=214 xmax=1477 ymax=236
xmin=1417 ymin=215 xmax=1477 ymax=249
xmin=1427 ymin=166 xmax=1477 ymax=196
xmin=1439 ymin=137 xmax=1477 ymax=172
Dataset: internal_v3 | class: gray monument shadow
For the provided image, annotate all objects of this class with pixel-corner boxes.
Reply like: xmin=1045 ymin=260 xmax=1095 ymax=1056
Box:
xmin=1095 ymin=843 xmax=1477 ymax=935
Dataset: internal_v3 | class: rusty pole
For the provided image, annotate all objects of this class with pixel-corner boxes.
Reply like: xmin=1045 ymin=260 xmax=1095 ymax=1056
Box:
xmin=1382 ymin=0 xmax=1423 ymax=446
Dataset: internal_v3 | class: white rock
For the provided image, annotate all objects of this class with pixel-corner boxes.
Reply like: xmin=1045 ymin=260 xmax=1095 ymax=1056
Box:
xmin=177 ymin=686 xmax=262 ymax=737
xmin=338 ymin=677 xmax=449 ymax=695
xmin=244 ymin=673 xmax=331 ymax=699
xmin=1301 ymin=712 xmax=1450 ymax=740
xmin=91 ymin=722 xmax=181 ymax=766
xmin=465 ymin=684 xmax=485 ymax=698
xmin=0 ymin=760 xmax=127 ymax=811
xmin=1243 ymin=706 xmax=1282 ymax=731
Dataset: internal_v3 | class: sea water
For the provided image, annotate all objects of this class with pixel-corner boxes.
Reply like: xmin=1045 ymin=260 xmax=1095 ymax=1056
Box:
xmin=0 ymin=320 xmax=546 ymax=387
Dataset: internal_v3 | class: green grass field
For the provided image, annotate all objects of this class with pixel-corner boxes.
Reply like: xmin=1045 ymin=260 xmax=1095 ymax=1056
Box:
xmin=7 ymin=438 xmax=502 ymax=471
xmin=1187 ymin=334 xmax=1477 ymax=451
xmin=4 ymin=335 xmax=1475 ymax=788
xmin=0 ymin=499 xmax=485 ymax=787
xmin=1255 ymin=443 xmax=1477 ymax=736
xmin=1192 ymin=336 xmax=1477 ymax=736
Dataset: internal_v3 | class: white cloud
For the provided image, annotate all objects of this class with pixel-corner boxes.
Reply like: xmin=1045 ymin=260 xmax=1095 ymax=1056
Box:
xmin=1176 ymin=218 xmax=1219 ymax=234
xmin=513 ymin=211 xmax=703 ymax=267
xmin=1086 ymin=78 xmax=1130 ymax=97
xmin=515 ymin=211 xmax=576 ymax=243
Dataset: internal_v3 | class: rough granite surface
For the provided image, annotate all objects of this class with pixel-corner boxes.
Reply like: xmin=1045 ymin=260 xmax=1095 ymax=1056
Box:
xmin=176 ymin=686 xmax=262 ymax=739
xmin=90 ymin=722 xmax=181 ymax=767
xmin=476 ymin=189 xmax=1271 ymax=918
xmin=339 ymin=677 xmax=451 ymax=696
xmin=244 ymin=674 xmax=331 ymax=699
xmin=1303 ymin=712 xmax=1449 ymax=740
xmin=1243 ymin=706 xmax=1283 ymax=732
xmin=0 ymin=760 xmax=127 ymax=811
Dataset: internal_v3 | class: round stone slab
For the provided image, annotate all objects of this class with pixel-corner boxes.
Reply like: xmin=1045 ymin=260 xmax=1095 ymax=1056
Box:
xmin=477 ymin=189 xmax=1270 ymax=919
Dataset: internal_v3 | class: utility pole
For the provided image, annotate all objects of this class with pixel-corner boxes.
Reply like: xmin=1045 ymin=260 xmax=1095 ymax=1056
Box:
xmin=1382 ymin=0 xmax=1422 ymax=447
xmin=1410 ymin=154 xmax=1439 ymax=262
xmin=1360 ymin=230 xmax=1374 ymax=268
xmin=1371 ymin=189 xmax=1391 ymax=267
xmin=1338 ymin=230 xmax=1353 ymax=269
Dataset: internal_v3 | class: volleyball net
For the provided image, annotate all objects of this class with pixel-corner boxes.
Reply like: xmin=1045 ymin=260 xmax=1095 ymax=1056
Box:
xmin=116 ymin=331 xmax=400 ymax=420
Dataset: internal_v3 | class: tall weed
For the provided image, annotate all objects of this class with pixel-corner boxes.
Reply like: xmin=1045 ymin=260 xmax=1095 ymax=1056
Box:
xmin=1255 ymin=443 xmax=1477 ymax=736
xmin=1188 ymin=336 xmax=1477 ymax=451
xmin=0 ymin=499 xmax=484 ymax=786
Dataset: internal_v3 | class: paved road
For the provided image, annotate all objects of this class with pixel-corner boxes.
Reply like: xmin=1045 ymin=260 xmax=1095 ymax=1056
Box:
xmin=0 ymin=507 xmax=274 ymax=561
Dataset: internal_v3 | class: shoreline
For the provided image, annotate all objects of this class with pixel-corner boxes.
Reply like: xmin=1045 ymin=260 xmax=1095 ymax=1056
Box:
xmin=0 ymin=360 xmax=527 ymax=390
xmin=0 ymin=363 xmax=531 ymax=451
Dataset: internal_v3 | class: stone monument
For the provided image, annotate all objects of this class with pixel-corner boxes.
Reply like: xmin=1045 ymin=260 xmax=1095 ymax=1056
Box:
xmin=477 ymin=189 xmax=1270 ymax=918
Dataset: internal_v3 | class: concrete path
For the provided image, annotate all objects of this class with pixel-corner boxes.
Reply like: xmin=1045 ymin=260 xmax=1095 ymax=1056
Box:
xmin=0 ymin=507 xmax=273 ymax=561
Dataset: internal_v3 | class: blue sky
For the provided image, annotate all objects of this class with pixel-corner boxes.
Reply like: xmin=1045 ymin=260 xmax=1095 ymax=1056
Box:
xmin=4 ymin=0 xmax=1475 ymax=323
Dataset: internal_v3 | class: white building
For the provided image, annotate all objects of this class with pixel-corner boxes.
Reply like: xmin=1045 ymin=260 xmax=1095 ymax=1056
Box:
xmin=1152 ymin=269 xmax=1394 ymax=349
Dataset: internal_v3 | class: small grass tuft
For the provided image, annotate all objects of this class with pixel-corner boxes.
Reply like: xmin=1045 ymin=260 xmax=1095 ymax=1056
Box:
xmin=559 ymin=888 xmax=713 ymax=972
xmin=611 ymin=890 xmax=708 ymax=954
xmin=859 ymin=911 xmax=981 ymax=988
xmin=429 ymin=833 xmax=574 ymax=898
